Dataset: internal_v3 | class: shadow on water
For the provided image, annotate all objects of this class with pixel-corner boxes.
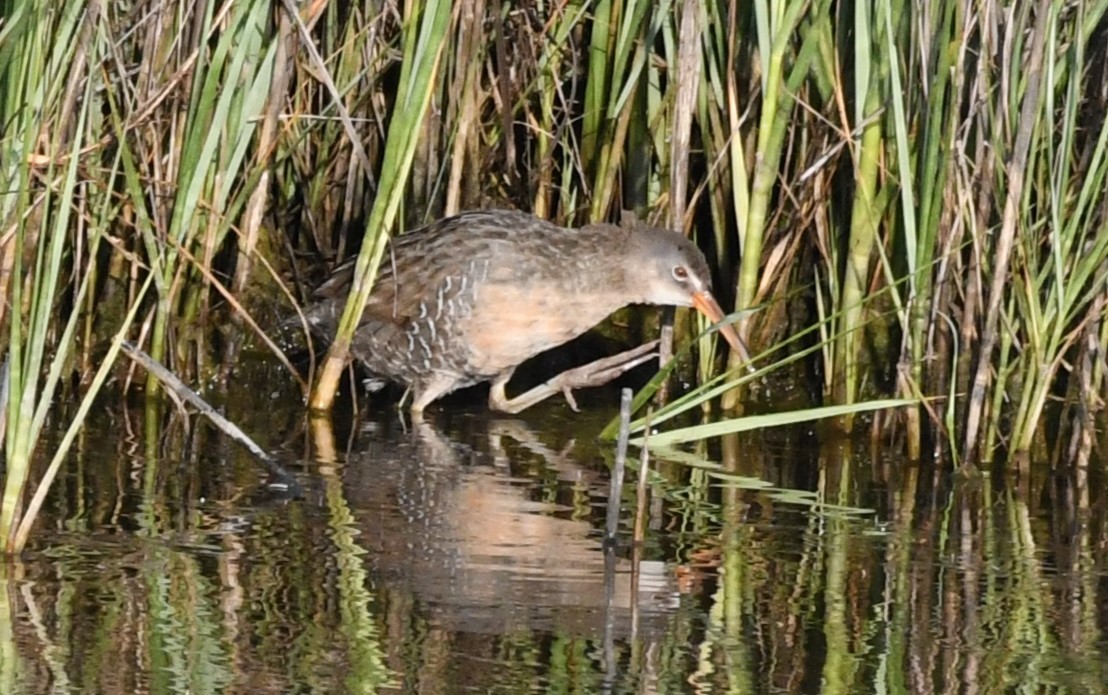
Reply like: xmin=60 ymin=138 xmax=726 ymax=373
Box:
xmin=1 ymin=359 xmax=1107 ymax=693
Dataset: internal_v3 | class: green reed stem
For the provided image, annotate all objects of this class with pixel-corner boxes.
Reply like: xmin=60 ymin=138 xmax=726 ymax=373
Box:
xmin=311 ymin=0 xmax=454 ymax=411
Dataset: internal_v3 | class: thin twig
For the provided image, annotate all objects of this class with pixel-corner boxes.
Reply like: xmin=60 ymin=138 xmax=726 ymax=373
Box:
xmin=632 ymin=407 xmax=652 ymax=545
xmin=605 ymin=388 xmax=633 ymax=547
xmin=120 ymin=341 xmax=302 ymax=496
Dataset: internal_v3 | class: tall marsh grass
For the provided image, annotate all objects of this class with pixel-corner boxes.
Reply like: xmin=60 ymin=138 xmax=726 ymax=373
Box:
xmin=0 ymin=0 xmax=1106 ymax=550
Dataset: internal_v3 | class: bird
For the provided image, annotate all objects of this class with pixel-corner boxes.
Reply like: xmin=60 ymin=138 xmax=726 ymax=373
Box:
xmin=306 ymin=209 xmax=749 ymax=414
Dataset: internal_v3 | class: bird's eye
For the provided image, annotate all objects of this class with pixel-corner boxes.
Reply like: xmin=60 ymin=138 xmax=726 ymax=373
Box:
xmin=672 ymin=265 xmax=689 ymax=281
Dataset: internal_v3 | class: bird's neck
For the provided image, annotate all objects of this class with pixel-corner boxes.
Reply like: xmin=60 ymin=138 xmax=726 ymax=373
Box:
xmin=572 ymin=224 xmax=640 ymax=303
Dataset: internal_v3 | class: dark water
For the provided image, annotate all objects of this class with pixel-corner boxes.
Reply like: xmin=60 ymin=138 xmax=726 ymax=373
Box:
xmin=3 ymin=363 xmax=1107 ymax=694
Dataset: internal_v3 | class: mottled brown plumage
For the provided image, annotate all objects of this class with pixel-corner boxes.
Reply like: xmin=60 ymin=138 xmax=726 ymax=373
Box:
xmin=308 ymin=210 xmax=746 ymax=413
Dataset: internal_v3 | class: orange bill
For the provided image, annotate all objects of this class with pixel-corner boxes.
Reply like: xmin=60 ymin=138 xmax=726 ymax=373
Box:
xmin=691 ymin=291 xmax=753 ymax=366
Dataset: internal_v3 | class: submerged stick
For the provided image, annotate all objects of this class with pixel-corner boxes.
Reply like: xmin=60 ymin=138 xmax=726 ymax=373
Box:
xmin=605 ymin=388 xmax=633 ymax=546
xmin=656 ymin=320 xmax=674 ymax=406
xmin=602 ymin=391 xmax=631 ymax=682
xmin=120 ymin=342 xmax=302 ymax=495
xmin=632 ymin=409 xmax=652 ymax=545
xmin=629 ymin=408 xmax=653 ymax=643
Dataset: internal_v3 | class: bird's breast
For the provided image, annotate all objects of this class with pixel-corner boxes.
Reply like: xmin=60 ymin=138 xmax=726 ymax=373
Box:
xmin=459 ymin=282 xmax=627 ymax=375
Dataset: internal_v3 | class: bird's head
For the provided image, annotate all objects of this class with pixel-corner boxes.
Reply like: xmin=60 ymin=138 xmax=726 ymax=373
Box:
xmin=623 ymin=226 xmax=748 ymax=359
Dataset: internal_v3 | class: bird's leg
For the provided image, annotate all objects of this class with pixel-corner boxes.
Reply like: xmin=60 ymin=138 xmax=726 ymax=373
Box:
xmin=409 ymin=372 xmax=463 ymax=415
xmin=487 ymin=341 xmax=660 ymax=414
xmin=487 ymin=368 xmax=519 ymax=413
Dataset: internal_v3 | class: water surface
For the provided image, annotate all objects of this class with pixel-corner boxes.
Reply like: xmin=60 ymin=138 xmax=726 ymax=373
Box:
xmin=3 ymin=370 xmax=1106 ymax=693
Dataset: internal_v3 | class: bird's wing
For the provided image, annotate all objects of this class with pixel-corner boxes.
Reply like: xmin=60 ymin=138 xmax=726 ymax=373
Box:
xmin=310 ymin=213 xmax=497 ymax=328
xmin=308 ymin=210 xmax=590 ymax=335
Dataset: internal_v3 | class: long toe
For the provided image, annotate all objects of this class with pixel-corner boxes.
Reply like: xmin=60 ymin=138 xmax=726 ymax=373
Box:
xmin=485 ymin=342 xmax=660 ymax=414
xmin=548 ymin=340 xmax=661 ymax=391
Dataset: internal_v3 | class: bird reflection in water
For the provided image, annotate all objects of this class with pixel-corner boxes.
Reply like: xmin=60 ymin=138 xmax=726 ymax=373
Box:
xmin=333 ymin=412 xmax=681 ymax=642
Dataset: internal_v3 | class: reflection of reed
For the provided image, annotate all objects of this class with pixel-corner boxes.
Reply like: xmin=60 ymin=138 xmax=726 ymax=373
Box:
xmin=340 ymin=415 xmax=679 ymax=639
xmin=10 ymin=396 xmax=1107 ymax=693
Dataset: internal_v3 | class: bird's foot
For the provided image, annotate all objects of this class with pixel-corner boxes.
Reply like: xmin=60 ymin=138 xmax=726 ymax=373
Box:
xmin=488 ymin=341 xmax=659 ymax=414
xmin=362 ymin=377 xmax=388 ymax=394
xmin=561 ymin=388 xmax=580 ymax=412
xmin=549 ymin=341 xmax=660 ymax=412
